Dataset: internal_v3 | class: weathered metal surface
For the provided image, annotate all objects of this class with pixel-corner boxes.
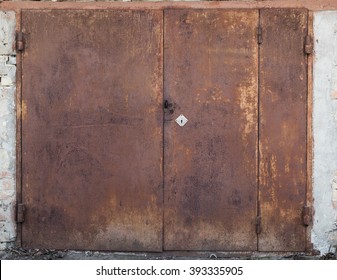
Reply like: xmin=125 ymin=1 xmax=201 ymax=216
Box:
xmin=304 ymin=35 xmax=313 ymax=54
xmin=16 ymin=31 xmax=24 ymax=52
xmin=302 ymin=206 xmax=312 ymax=227
xmin=16 ymin=204 xmax=25 ymax=224
xmin=259 ymin=9 xmax=307 ymax=251
xmin=2 ymin=1 xmax=337 ymax=12
xmin=305 ymin=11 xmax=313 ymax=253
xmin=21 ymin=10 xmax=163 ymax=251
xmin=164 ymin=9 xmax=259 ymax=251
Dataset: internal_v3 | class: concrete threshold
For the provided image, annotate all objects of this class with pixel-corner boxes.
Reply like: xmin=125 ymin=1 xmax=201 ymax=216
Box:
xmin=1 ymin=248 xmax=336 ymax=260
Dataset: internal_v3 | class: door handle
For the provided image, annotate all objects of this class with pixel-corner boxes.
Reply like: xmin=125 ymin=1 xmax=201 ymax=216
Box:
xmin=164 ymin=100 xmax=175 ymax=117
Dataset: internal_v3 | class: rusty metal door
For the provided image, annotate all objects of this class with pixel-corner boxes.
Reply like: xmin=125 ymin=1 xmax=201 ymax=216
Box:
xmin=21 ymin=8 xmax=309 ymax=252
xmin=21 ymin=10 xmax=163 ymax=251
xmin=258 ymin=9 xmax=308 ymax=251
xmin=163 ymin=9 xmax=259 ymax=251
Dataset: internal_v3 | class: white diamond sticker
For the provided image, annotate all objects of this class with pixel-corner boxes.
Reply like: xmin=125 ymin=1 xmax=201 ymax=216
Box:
xmin=175 ymin=114 xmax=188 ymax=127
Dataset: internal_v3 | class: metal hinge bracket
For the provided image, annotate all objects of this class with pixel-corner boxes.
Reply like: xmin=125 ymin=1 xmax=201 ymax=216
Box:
xmin=256 ymin=215 xmax=262 ymax=234
xmin=304 ymin=35 xmax=313 ymax=55
xmin=16 ymin=32 xmax=24 ymax=52
xmin=16 ymin=203 xmax=26 ymax=223
xmin=257 ymin=26 xmax=263 ymax=45
xmin=302 ymin=206 xmax=312 ymax=226
xmin=256 ymin=201 xmax=262 ymax=234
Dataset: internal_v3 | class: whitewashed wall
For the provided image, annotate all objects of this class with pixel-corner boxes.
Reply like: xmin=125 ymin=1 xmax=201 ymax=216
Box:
xmin=0 ymin=11 xmax=16 ymax=250
xmin=312 ymin=11 xmax=337 ymax=254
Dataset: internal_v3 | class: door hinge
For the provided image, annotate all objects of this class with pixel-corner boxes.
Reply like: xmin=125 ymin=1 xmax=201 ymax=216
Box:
xmin=16 ymin=32 xmax=24 ymax=52
xmin=304 ymin=35 xmax=313 ymax=55
xmin=256 ymin=215 xmax=262 ymax=234
xmin=257 ymin=26 xmax=263 ymax=45
xmin=256 ymin=201 xmax=261 ymax=234
xmin=16 ymin=203 xmax=26 ymax=223
xmin=302 ymin=206 xmax=312 ymax=226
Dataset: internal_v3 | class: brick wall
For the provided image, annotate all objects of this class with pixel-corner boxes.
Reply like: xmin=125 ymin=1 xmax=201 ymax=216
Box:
xmin=0 ymin=11 xmax=16 ymax=250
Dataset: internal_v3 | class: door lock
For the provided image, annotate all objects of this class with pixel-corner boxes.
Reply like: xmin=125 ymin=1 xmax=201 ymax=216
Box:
xmin=175 ymin=114 xmax=188 ymax=127
xmin=164 ymin=100 xmax=175 ymax=113
xmin=164 ymin=100 xmax=176 ymax=117
xmin=164 ymin=100 xmax=170 ymax=109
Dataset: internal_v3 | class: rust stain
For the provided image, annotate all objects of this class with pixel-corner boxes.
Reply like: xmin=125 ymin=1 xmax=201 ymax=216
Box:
xmin=238 ymin=78 xmax=258 ymax=140
xmin=270 ymin=154 xmax=278 ymax=182
xmin=21 ymin=100 xmax=27 ymax=120
xmin=20 ymin=6 xmax=309 ymax=253
xmin=268 ymin=89 xmax=280 ymax=103
xmin=284 ymin=155 xmax=291 ymax=174
xmin=164 ymin=9 xmax=258 ymax=251
xmin=259 ymin=9 xmax=307 ymax=252
xmin=21 ymin=9 xmax=163 ymax=251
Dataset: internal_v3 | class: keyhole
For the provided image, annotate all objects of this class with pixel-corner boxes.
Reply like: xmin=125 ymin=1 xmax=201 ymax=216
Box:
xmin=175 ymin=114 xmax=188 ymax=127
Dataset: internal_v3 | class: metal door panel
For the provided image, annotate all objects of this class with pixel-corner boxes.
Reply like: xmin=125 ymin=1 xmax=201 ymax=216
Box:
xmin=20 ymin=8 xmax=309 ymax=253
xmin=21 ymin=10 xmax=163 ymax=251
xmin=163 ymin=9 xmax=259 ymax=251
xmin=259 ymin=9 xmax=307 ymax=251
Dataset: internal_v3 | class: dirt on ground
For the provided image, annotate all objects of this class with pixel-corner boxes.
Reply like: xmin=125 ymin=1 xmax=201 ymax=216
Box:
xmin=0 ymin=247 xmax=336 ymax=260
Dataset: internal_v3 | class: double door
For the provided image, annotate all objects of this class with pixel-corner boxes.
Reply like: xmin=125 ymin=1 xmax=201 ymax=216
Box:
xmin=21 ymin=8 xmax=308 ymax=252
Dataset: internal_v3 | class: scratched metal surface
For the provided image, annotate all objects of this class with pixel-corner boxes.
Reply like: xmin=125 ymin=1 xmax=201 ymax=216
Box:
xmin=163 ymin=9 xmax=259 ymax=251
xmin=21 ymin=10 xmax=163 ymax=251
xmin=259 ymin=9 xmax=307 ymax=251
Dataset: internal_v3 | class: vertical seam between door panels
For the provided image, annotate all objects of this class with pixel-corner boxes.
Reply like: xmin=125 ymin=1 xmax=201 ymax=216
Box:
xmin=257 ymin=9 xmax=261 ymax=252
xmin=305 ymin=8 xmax=308 ymax=251
xmin=162 ymin=8 xmax=165 ymax=252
